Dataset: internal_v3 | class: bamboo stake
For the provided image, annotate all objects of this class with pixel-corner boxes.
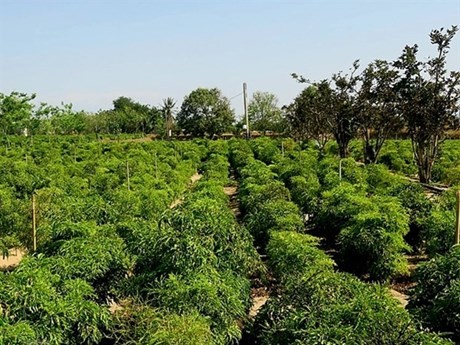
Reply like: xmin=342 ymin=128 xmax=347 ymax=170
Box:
xmin=455 ymin=190 xmax=460 ymax=246
xmin=126 ymin=160 xmax=130 ymax=191
xmin=32 ymin=193 xmax=36 ymax=251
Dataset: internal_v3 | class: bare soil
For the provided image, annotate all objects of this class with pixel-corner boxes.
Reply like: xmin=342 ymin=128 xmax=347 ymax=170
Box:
xmin=0 ymin=248 xmax=25 ymax=271
xmin=169 ymin=172 xmax=202 ymax=209
xmin=389 ymin=288 xmax=409 ymax=308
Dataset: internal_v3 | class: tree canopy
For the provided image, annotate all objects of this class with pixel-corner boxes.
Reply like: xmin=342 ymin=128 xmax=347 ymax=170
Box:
xmin=177 ymin=88 xmax=235 ymax=137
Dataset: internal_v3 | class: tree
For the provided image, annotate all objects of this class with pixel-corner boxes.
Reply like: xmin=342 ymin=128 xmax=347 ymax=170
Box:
xmin=51 ymin=103 xmax=88 ymax=134
xmin=248 ymin=91 xmax=284 ymax=133
xmin=106 ymin=96 xmax=161 ymax=134
xmin=394 ymin=26 xmax=460 ymax=183
xmin=285 ymin=85 xmax=331 ymax=151
xmin=0 ymin=92 xmax=36 ymax=135
xmin=292 ymin=61 xmax=360 ymax=158
xmin=357 ymin=60 xmax=403 ymax=163
xmin=177 ymin=88 xmax=235 ymax=137
xmin=161 ymin=97 xmax=176 ymax=139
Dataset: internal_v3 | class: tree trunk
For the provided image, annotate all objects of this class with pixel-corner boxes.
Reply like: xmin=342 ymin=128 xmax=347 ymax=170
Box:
xmin=364 ymin=142 xmax=376 ymax=164
xmin=417 ymin=164 xmax=431 ymax=184
xmin=338 ymin=142 xmax=349 ymax=158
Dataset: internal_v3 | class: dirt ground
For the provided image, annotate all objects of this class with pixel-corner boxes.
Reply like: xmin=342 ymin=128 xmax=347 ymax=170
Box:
xmin=389 ymin=289 xmax=409 ymax=308
xmin=0 ymin=248 xmax=25 ymax=270
xmin=169 ymin=172 xmax=202 ymax=209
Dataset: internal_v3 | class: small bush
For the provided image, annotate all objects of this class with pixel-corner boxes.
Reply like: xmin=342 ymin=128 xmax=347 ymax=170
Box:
xmin=409 ymin=246 xmax=460 ymax=340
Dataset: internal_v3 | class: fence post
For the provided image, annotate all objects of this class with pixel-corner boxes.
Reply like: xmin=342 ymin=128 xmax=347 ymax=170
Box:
xmin=126 ymin=160 xmax=130 ymax=191
xmin=32 ymin=193 xmax=36 ymax=251
xmin=455 ymin=190 xmax=460 ymax=246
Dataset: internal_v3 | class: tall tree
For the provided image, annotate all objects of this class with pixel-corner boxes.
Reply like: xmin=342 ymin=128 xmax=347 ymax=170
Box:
xmin=357 ymin=60 xmax=403 ymax=163
xmin=248 ymin=91 xmax=284 ymax=133
xmin=394 ymin=26 xmax=460 ymax=183
xmin=177 ymin=88 xmax=235 ymax=137
xmin=293 ymin=61 xmax=360 ymax=157
xmin=161 ymin=97 xmax=176 ymax=139
xmin=0 ymin=92 xmax=36 ymax=135
xmin=285 ymin=85 xmax=331 ymax=151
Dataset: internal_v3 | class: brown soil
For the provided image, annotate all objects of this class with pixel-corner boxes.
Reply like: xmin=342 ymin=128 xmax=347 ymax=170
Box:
xmin=224 ymin=181 xmax=270 ymax=320
xmin=389 ymin=288 xmax=409 ymax=308
xmin=249 ymin=287 xmax=270 ymax=318
xmin=0 ymin=248 xmax=25 ymax=271
xmin=169 ymin=172 xmax=202 ymax=209
xmin=224 ymin=186 xmax=241 ymax=218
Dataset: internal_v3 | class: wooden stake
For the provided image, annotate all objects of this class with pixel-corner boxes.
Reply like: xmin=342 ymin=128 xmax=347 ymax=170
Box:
xmin=32 ymin=193 xmax=36 ymax=251
xmin=455 ymin=190 xmax=460 ymax=246
xmin=155 ymin=152 xmax=158 ymax=179
xmin=243 ymin=82 xmax=249 ymax=139
xmin=126 ymin=160 xmax=130 ymax=191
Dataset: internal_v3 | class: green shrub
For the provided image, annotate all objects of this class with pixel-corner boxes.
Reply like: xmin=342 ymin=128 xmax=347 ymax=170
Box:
xmin=421 ymin=209 xmax=455 ymax=256
xmin=267 ymin=231 xmax=334 ymax=283
xmin=110 ymin=302 xmax=213 ymax=345
xmin=288 ymin=174 xmax=321 ymax=215
xmin=239 ymin=180 xmax=290 ymax=214
xmin=245 ymin=199 xmax=304 ymax=247
xmin=0 ymin=259 xmax=110 ymax=345
xmin=409 ymin=246 xmax=460 ymax=340
xmin=251 ymin=137 xmax=281 ymax=164
xmin=150 ymin=269 xmax=250 ymax=345
xmin=387 ymin=182 xmax=432 ymax=252
xmin=314 ymin=183 xmax=371 ymax=243
xmin=254 ymin=270 xmax=449 ymax=345
xmin=337 ymin=197 xmax=410 ymax=281
xmin=0 ymin=320 xmax=37 ymax=345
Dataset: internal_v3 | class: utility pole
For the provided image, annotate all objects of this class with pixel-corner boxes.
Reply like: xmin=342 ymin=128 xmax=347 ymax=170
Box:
xmin=455 ymin=190 xmax=460 ymax=246
xmin=243 ymin=82 xmax=250 ymax=139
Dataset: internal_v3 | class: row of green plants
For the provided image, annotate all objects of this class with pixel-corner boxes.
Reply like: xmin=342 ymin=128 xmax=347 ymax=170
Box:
xmin=250 ymin=137 xmax=460 ymax=341
xmin=228 ymin=138 xmax=451 ymax=344
xmin=0 ymin=137 xmax=205 ymax=344
xmin=0 ymin=136 xmax=204 ymax=256
xmin=0 ymin=138 xmax=265 ymax=344
xmin=111 ymin=142 xmax=261 ymax=344
xmin=375 ymin=140 xmax=460 ymax=185
xmin=306 ymin=138 xmax=460 ymax=186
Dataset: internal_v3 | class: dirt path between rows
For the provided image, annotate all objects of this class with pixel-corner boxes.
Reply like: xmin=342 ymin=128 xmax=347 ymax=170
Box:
xmin=169 ymin=172 xmax=202 ymax=209
xmin=390 ymin=289 xmax=409 ymax=308
xmin=224 ymin=179 xmax=269 ymax=320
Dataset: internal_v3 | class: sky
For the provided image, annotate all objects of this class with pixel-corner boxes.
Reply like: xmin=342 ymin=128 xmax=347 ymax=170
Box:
xmin=1 ymin=0 xmax=459 ymax=119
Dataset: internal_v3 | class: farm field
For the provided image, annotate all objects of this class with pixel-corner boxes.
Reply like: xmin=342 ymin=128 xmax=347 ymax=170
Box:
xmin=0 ymin=136 xmax=459 ymax=344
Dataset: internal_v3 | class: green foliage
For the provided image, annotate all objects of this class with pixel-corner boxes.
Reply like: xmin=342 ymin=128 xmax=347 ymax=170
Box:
xmin=250 ymin=137 xmax=281 ymax=164
xmin=421 ymin=209 xmax=455 ymax=256
xmin=248 ymin=91 xmax=285 ymax=133
xmin=314 ymin=182 xmax=370 ymax=243
xmin=267 ymin=231 xmax=334 ymax=283
xmin=337 ymin=197 xmax=410 ymax=281
xmin=0 ymin=320 xmax=37 ymax=345
xmin=177 ymin=88 xmax=235 ymax=137
xmin=409 ymin=246 xmax=460 ymax=340
xmin=0 ymin=92 xmax=35 ymax=135
xmin=150 ymin=269 xmax=249 ymax=344
xmin=0 ymin=258 xmax=110 ymax=345
xmin=110 ymin=302 xmax=213 ymax=345
xmin=253 ymin=230 xmax=449 ymax=345
xmin=385 ymin=182 xmax=432 ymax=251
xmin=288 ymin=174 xmax=321 ymax=215
xmin=378 ymin=140 xmax=418 ymax=176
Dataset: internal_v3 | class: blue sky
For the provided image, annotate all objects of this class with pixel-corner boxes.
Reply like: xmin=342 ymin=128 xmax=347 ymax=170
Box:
xmin=1 ymin=0 xmax=459 ymax=118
